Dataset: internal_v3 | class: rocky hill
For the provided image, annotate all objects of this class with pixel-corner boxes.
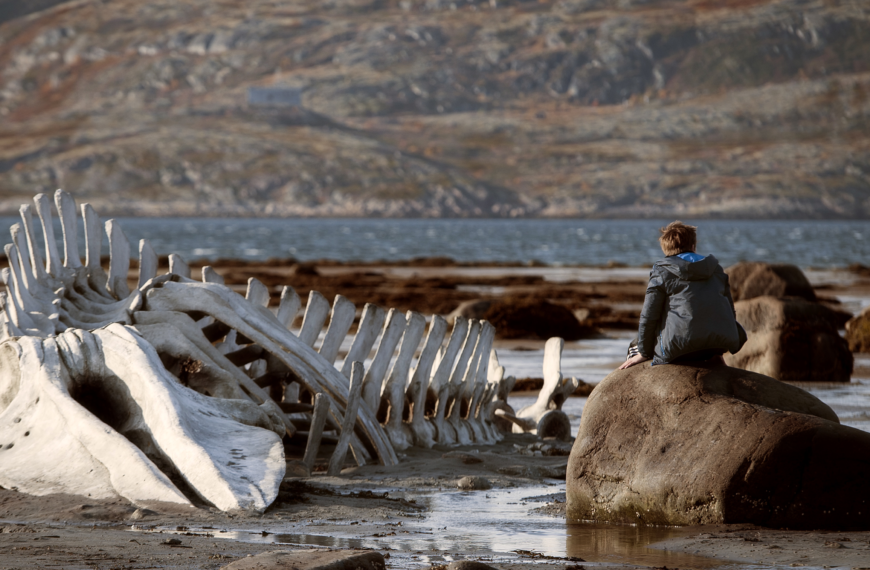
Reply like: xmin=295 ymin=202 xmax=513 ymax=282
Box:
xmin=0 ymin=0 xmax=868 ymax=218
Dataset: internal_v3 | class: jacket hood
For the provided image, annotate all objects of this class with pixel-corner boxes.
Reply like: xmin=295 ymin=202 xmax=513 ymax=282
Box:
xmin=657 ymin=254 xmax=720 ymax=281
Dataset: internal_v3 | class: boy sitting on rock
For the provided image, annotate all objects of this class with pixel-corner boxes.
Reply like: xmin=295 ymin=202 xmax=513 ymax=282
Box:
xmin=620 ymin=221 xmax=746 ymax=370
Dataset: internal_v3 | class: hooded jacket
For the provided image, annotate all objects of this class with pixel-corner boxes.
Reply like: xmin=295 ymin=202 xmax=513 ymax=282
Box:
xmin=637 ymin=253 xmax=746 ymax=365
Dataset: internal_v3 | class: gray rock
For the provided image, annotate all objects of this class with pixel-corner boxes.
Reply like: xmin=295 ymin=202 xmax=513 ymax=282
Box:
xmin=726 ymin=296 xmax=853 ymax=382
xmin=567 ymin=361 xmax=870 ymax=529
xmin=220 ymin=549 xmax=386 ymax=570
xmin=456 ymin=476 xmax=491 ymax=490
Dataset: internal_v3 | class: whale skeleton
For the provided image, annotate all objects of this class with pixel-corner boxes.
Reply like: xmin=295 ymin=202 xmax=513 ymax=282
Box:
xmin=0 ymin=190 xmax=575 ymax=512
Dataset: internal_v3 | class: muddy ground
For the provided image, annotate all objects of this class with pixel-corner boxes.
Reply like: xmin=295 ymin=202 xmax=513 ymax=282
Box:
xmin=2 ymin=262 xmax=870 ymax=569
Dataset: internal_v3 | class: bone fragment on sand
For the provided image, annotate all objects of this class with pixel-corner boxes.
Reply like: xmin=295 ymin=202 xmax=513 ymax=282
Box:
xmin=302 ymin=392 xmax=332 ymax=474
xmin=327 ymin=362 xmax=365 ymax=476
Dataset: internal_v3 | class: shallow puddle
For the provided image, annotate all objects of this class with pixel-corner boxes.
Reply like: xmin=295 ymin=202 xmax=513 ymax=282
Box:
xmin=193 ymin=486 xmax=733 ymax=568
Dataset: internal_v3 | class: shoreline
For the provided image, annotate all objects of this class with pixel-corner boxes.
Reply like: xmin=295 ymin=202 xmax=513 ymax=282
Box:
xmin=1 ymin=265 xmax=868 ymax=569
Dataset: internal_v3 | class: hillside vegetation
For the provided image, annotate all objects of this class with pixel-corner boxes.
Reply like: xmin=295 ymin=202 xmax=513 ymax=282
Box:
xmin=0 ymin=0 xmax=868 ymax=217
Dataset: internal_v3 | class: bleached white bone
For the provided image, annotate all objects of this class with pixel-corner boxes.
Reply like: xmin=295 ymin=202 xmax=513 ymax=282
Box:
xmin=143 ymin=281 xmax=398 ymax=465
xmin=130 ymin=310 xmax=296 ymax=438
xmin=302 ymin=392 xmax=332 ymax=475
xmin=201 ymin=266 xmax=224 ymax=285
xmin=381 ymin=311 xmax=426 ymax=451
xmin=276 ymin=286 xmax=301 ymax=329
xmin=1 ymin=326 xmax=286 ymax=512
xmin=464 ymin=323 xmax=496 ymax=443
xmin=246 ymin=278 xmax=270 ymax=307
xmin=360 ymin=308 xmax=406 ymax=412
xmin=9 ymin=225 xmax=39 ymax=297
xmin=327 ymin=361 xmax=364 ymax=476
xmin=4 ymin=245 xmax=55 ymax=330
xmin=453 ymin=321 xmax=494 ymax=444
xmin=19 ymin=205 xmax=49 ymax=285
xmin=54 ymin=190 xmax=81 ymax=270
xmin=133 ymin=323 xmax=250 ymax=401
xmin=433 ymin=319 xmax=480 ymax=445
xmin=1 ymin=269 xmax=48 ymax=336
xmin=168 ymin=253 xmax=190 ymax=279
xmin=138 ymin=240 xmax=158 ymax=289
xmin=406 ymin=315 xmax=447 ymax=448
xmin=340 ymin=303 xmax=385 ymax=379
xmin=0 ymin=333 xmax=191 ymax=506
xmin=106 ymin=219 xmax=131 ymax=299
xmin=33 ymin=193 xmax=64 ymax=280
xmin=79 ymin=204 xmax=112 ymax=299
xmin=319 ymin=295 xmax=355 ymax=364
xmin=512 ymin=337 xmax=578 ymax=439
xmin=298 ymin=290 xmax=329 ymax=347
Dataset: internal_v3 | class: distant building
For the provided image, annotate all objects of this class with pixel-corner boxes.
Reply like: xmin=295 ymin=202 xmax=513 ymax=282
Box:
xmin=247 ymin=86 xmax=302 ymax=107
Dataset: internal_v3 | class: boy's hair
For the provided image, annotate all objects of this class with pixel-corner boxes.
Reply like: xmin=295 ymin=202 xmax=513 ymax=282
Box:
xmin=659 ymin=221 xmax=697 ymax=256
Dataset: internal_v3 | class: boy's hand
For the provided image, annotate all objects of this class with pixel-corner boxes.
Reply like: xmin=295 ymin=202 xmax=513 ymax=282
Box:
xmin=619 ymin=354 xmax=650 ymax=370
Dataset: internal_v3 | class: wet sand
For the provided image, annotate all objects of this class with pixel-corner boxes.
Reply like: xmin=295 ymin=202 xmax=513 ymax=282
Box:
xmin=3 ymin=262 xmax=870 ymax=569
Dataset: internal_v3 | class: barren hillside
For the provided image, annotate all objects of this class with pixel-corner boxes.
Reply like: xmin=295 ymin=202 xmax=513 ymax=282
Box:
xmin=0 ymin=0 xmax=868 ymax=217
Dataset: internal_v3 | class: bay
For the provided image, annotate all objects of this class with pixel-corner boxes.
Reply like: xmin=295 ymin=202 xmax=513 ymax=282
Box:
xmin=0 ymin=216 xmax=867 ymax=268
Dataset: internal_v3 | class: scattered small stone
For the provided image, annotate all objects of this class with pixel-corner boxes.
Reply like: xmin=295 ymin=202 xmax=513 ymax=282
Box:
xmin=129 ymin=508 xmax=155 ymax=520
xmin=823 ymin=540 xmax=843 ymax=548
xmin=457 ymin=476 xmax=491 ymax=490
xmin=162 ymin=538 xmax=182 ymax=546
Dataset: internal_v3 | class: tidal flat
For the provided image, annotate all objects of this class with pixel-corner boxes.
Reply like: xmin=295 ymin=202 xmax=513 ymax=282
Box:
xmin=1 ymin=261 xmax=868 ymax=569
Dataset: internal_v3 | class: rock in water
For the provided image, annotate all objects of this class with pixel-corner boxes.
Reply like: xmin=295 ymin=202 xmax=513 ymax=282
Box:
xmin=726 ymin=261 xmax=816 ymax=302
xmin=566 ymin=362 xmax=870 ymax=529
xmin=481 ymin=299 xmax=596 ymax=341
xmin=846 ymin=306 xmax=870 ymax=353
xmin=725 ymin=296 xmax=852 ymax=382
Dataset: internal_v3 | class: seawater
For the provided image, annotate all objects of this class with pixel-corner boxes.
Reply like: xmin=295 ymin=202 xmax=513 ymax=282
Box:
xmin=0 ymin=217 xmax=867 ymax=268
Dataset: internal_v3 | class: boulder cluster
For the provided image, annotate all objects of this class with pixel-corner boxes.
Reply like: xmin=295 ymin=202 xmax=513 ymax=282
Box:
xmin=725 ymin=262 xmax=853 ymax=383
xmin=567 ymin=362 xmax=870 ymax=529
xmin=567 ymin=261 xmax=868 ymax=530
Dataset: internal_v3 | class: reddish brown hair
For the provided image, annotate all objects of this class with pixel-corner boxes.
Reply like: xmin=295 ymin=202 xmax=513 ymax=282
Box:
xmin=659 ymin=221 xmax=697 ymax=256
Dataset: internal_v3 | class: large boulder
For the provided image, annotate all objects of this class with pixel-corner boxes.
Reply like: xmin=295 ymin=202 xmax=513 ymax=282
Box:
xmin=476 ymin=298 xmax=597 ymax=340
xmin=846 ymin=306 xmax=870 ymax=353
xmin=726 ymin=296 xmax=852 ymax=382
xmin=567 ymin=362 xmax=870 ymax=529
xmin=726 ymin=261 xmax=816 ymax=302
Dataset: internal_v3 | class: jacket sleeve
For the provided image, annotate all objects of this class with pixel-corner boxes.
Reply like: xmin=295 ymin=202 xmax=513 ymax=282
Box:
xmin=637 ymin=269 xmax=667 ymax=359
xmin=723 ymin=273 xmax=737 ymax=317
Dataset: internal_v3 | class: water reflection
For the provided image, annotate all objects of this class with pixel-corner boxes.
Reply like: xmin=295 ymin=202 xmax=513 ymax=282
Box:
xmin=566 ymin=522 xmax=724 ymax=569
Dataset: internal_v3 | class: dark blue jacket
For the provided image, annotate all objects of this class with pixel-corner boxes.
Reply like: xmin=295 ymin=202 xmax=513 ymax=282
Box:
xmin=638 ymin=254 xmax=746 ymax=365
